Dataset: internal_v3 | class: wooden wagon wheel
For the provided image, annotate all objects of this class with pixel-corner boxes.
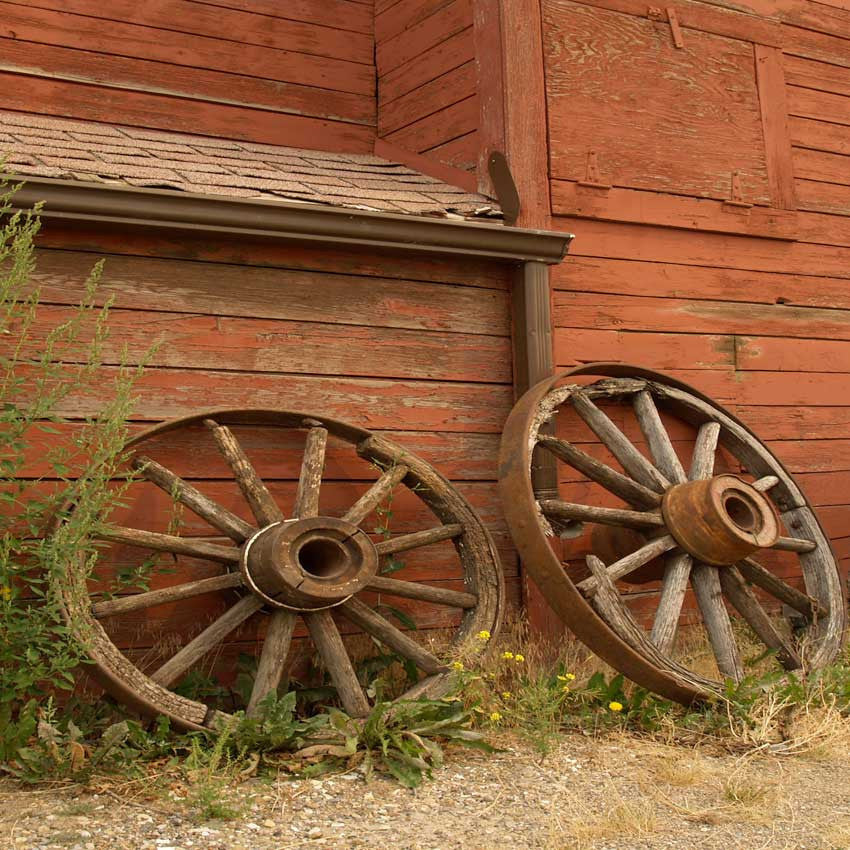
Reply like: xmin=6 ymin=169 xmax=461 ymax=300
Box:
xmin=499 ymin=364 xmax=846 ymax=703
xmin=57 ymin=409 xmax=503 ymax=730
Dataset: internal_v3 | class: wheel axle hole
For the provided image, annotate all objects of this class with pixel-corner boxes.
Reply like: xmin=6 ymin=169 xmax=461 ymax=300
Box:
xmin=297 ymin=538 xmax=349 ymax=580
xmin=724 ymin=494 xmax=759 ymax=532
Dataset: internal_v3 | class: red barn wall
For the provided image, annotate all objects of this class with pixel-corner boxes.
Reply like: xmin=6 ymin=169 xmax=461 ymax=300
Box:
xmin=0 ymin=0 xmax=376 ymax=152
xmin=27 ymin=223 xmax=518 ymax=668
xmin=541 ymin=0 xmax=850 ymax=621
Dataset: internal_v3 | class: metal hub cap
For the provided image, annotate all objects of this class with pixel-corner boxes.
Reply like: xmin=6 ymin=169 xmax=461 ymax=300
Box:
xmin=661 ymin=474 xmax=779 ymax=566
xmin=241 ymin=516 xmax=379 ymax=610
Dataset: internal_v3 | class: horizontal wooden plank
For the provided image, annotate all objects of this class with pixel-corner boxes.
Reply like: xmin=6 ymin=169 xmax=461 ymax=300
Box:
xmin=425 ymin=131 xmax=478 ymax=170
xmin=0 ymin=38 xmax=375 ymax=126
xmin=383 ymin=95 xmax=478 ymax=154
xmin=796 ymin=178 xmax=850 ymax=216
xmin=545 ymin=1 xmax=770 ymax=204
xmin=25 ymin=365 xmax=514 ymax=431
xmin=31 ymin=250 xmax=511 ymax=336
xmin=0 ymin=73 xmax=375 ymax=152
xmin=784 ymin=53 xmax=850 ymax=98
xmin=783 ymin=23 xmax=850 ymax=68
xmin=377 ymin=0 xmax=472 ymax=76
xmin=788 ymin=85 xmax=850 ymax=127
xmin=795 ymin=471 xmax=850 ymax=506
xmin=379 ymin=27 xmax=474 ymax=104
xmin=791 ymin=115 xmax=850 ymax=157
xmin=378 ymin=61 xmax=476 ymax=135
xmin=736 ymin=406 xmax=850 ymax=440
xmin=793 ymin=147 xmax=850 ymax=185
xmin=737 ymin=335 xmax=850 ymax=373
xmin=555 ymin=216 xmax=850 ymax=279
xmin=554 ymin=291 xmax=850 ymax=343
xmin=376 ymin=0 xmax=453 ymax=43
xmin=551 ymin=181 xmax=797 ymax=239
xmin=2 ymin=0 xmax=374 ymax=65
xmin=0 ymin=2 xmax=374 ymax=94
xmin=18 ymin=306 xmax=511 ymax=383
xmin=552 ymin=256 xmax=850 ymax=308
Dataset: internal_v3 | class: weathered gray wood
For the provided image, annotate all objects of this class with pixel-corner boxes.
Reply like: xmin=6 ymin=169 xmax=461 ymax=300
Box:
xmin=342 ymin=463 xmax=409 ymax=526
xmin=689 ymin=421 xmax=721 ymax=480
xmin=304 ymin=609 xmax=370 ymax=718
xmin=367 ymin=575 xmax=477 ymax=608
xmin=247 ymin=609 xmax=297 ymax=715
xmin=374 ymin=523 xmax=463 ymax=556
xmin=773 ymin=535 xmax=817 ymax=553
xmin=341 ymin=597 xmax=445 ymax=675
xmin=738 ymin=557 xmax=817 ymax=619
xmin=92 ymin=572 xmax=242 ymax=617
xmin=577 ymin=534 xmax=678 ymax=596
xmin=133 ymin=455 xmax=255 ymax=542
xmin=204 ymin=419 xmax=283 ymax=525
xmin=650 ymin=551 xmax=693 ymax=654
xmin=570 ymin=389 xmax=670 ymax=493
xmin=537 ymin=435 xmax=662 ymax=509
xmin=753 ymin=475 xmax=780 ymax=492
xmin=690 ymin=562 xmax=743 ymax=682
xmin=151 ymin=595 xmax=263 ymax=687
xmin=293 ymin=424 xmax=327 ymax=519
xmin=632 ymin=390 xmax=688 ymax=484
xmin=719 ymin=566 xmax=802 ymax=671
xmin=540 ymin=499 xmax=664 ymax=530
xmin=96 ymin=526 xmax=240 ymax=564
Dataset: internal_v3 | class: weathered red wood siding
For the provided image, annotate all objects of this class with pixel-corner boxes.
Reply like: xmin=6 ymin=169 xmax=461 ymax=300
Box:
xmin=376 ymin=0 xmax=479 ymax=170
xmin=539 ymin=0 xmax=850 ymax=627
xmin=0 ymin=0 xmax=376 ymax=152
xmin=25 ymin=223 xmax=518 ymax=663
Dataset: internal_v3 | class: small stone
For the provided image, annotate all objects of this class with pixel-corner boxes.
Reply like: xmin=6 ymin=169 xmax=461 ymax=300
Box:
xmin=307 ymin=827 xmax=323 ymax=839
xmin=262 ymin=819 xmax=275 ymax=829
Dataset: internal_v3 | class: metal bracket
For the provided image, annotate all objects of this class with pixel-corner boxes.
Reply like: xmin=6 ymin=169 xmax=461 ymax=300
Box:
xmin=648 ymin=6 xmax=684 ymax=48
xmin=577 ymin=151 xmax=611 ymax=190
xmin=723 ymin=171 xmax=753 ymax=210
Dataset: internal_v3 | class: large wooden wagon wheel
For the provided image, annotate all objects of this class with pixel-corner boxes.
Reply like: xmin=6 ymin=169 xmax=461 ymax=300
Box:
xmin=499 ymin=364 xmax=845 ymax=703
xmin=57 ymin=410 xmax=503 ymax=730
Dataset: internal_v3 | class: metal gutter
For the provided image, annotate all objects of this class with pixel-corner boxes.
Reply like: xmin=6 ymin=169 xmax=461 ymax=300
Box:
xmin=12 ymin=177 xmax=572 ymax=264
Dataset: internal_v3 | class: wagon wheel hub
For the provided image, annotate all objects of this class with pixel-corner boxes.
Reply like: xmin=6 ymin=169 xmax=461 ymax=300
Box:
xmin=661 ymin=474 xmax=779 ymax=567
xmin=241 ymin=516 xmax=379 ymax=611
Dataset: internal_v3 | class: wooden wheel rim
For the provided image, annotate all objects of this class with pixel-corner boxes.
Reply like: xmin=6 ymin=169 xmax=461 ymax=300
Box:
xmin=58 ymin=408 xmax=504 ymax=730
xmin=499 ymin=363 xmax=846 ymax=702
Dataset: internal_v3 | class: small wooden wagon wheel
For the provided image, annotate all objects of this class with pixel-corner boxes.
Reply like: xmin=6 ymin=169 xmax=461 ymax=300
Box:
xmin=499 ymin=364 xmax=846 ymax=703
xmin=57 ymin=409 xmax=503 ymax=730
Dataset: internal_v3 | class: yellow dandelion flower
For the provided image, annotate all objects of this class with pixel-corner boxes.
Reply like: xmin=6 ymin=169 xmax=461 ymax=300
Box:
xmin=476 ymin=629 xmax=491 ymax=641
xmin=608 ymin=701 xmax=624 ymax=712
xmin=562 ymin=685 xmax=570 ymax=692
xmin=0 ymin=586 xmax=11 ymax=601
xmin=451 ymin=661 xmax=464 ymax=672
xmin=501 ymin=691 xmax=512 ymax=699
xmin=514 ymin=653 xmax=525 ymax=663
xmin=489 ymin=711 xmax=502 ymax=722
xmin=501 ymin=651 xmax=514 ymax=660
xmin=564 ymin=672 xmax=576 ymax=680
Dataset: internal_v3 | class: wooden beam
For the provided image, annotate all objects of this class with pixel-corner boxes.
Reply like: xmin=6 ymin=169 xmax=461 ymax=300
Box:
xmin=473 ymin=0 xmax=506 ymax=197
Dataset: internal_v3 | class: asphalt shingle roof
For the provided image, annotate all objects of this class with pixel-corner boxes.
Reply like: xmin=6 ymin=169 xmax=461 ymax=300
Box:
xmin=0 ymin=111 xmax=501 ymax=220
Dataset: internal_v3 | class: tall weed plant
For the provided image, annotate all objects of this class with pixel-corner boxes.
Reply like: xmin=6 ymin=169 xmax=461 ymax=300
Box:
xmin=0 ymin=174 xmax=143 ymax=756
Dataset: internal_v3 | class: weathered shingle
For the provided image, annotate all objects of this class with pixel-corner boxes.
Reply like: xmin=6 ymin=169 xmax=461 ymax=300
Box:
xmin=0 ymin=111 xmax=502 ymax=221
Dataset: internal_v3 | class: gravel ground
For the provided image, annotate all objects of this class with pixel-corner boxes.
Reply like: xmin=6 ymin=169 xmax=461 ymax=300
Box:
xmin=2 ymin=731 xmax=849 ymax=850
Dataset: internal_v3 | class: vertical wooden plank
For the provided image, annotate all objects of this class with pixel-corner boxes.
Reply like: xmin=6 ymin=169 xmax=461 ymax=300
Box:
xmin=473 ymin=0 xmax=506 ymax=196
xmin=755 ymin=44 xmax=797 ymax=210
xmin=501 ymin=0 xmax=551 ymax=228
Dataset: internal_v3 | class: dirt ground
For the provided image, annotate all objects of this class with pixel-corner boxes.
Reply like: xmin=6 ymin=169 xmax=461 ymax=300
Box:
xmin=3 ymin=730 xmax=850 ymax=850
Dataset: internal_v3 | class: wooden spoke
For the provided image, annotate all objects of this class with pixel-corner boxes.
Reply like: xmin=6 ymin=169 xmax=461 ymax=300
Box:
xmin=368 ymin=575 xmax=477 ymax=608
xmin=737 ymin=557 xmax=818 ymax=619
xmin=374 ymin=523 xmax=463 ymax=556
xmin=340 ymin=597 xmax=445 ymax=675
xmin=204 ymin=419 xmax=283 ymax=526
xmin=773 ymin=536 xmax=817 ymax=553
xmin=342 ymin=463 xmax=409 ymax=526
xmin=133 ymin=455 xmax=255 ymax=542
xmin=96 ymin=526 xmax=240 ymax=564
xmin=689 ymin=421 xmax=720 ymax=480
xmin=293 ymin=423 xmax=328 ymax=519
xmin=151 ymin=595 xmax=263 ymax=687
xmin=247 ymin=609 xmax=297 ymax=715
xmin=577 ymin=534 xmax=678 ymax=596
xmin=719 ymin=567 xmax=802 ymax=671
xmin=539 ymin=499 xmax=664 ymax=530
xmin=304 ymin=609 xmax=370 ymax=718
xmin=537 ymin=435 xmax=661 ymax=509
xmin=570 ymin=389 xmax=670 ymax=493
xmin=632 ymin=390 xmax=687 ymax=484
xmin=690 ymin=562 xmax=743 ymax=682
xmin=753 ymin=475 xmax=780 ymax=492
xmin=650 ymin=551 xmax=693 ymax=654
xmin=92 ymin=573 xmax=242 ymax=618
